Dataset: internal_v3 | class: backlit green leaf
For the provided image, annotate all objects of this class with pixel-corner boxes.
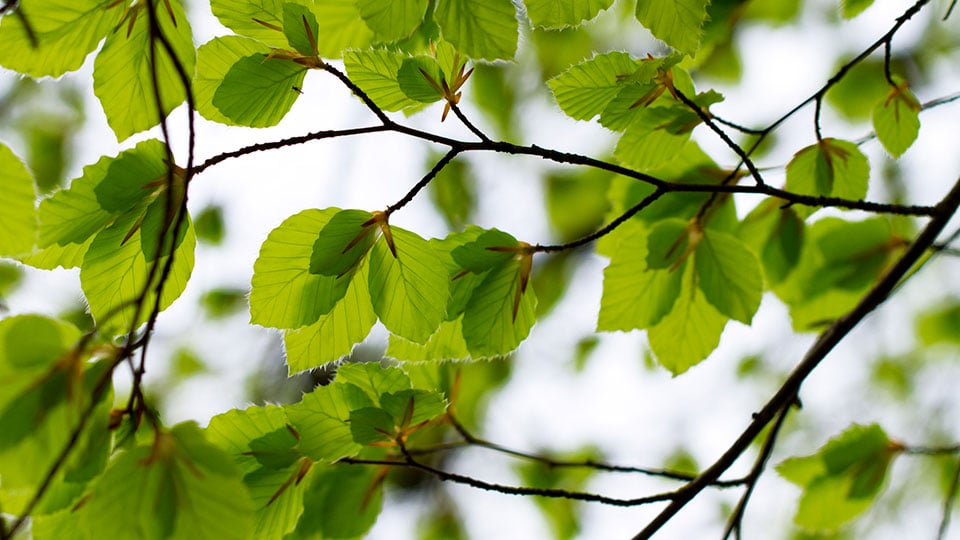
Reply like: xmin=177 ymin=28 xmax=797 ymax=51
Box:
xmin=250 ymin=208 xmax=353 ymax=329
xmin=206 ymin=405 xmax=292 ymax=475
xmin=210 ymin=0 xmax=288 ymax=47
xmin=461 ymin=258 xmax=537 ymax=357
xmin=93 ymin=0 xmax=196 ymax=141
xmin=213 ymin=54 xmax=308 ymax=128
xmin=917 ymin=301 xmax=960 ymax=346
xmin=309 ymin=209 xmax=376 ymax=276
xmin=195 ymin=37 xmax=272 ymax=125
xmin=635 ymin=0 xmax=710 ymax=55
xmin=435 ymin=0 xmax=518 ymax=60
xmin=349 ymin=406 xmax=395 ymax=444
xmin=335 ymin=362 xmax=413 ymax=404
xmin=648 ymin=265 xmax=728 ymax=375
xmin=281 ymin=2 xmax=320 ymax=55
xmin=694 ymin=229 xmax=763 ymax=324
xmin=306 ymin=0 xmax=375 ymax=58
xmin=451 ymin=229 xmax=517 ymax=273
xmin=0 ymin=0 xmax=120 ymax=77
xmin=368 ymin=226 xmax=449 ymax=343
xmin=0 ymin=144 xmax=37 ymax=257
xmin=283 ymin=264 xmax=377 ymax=373
xmin=524 ymin=0 xmax=614 ymax=28
xmin=285 ymin=382 xmax=372 ymax=461
xmin=397 ymin=56 xmax=445 ymax=103
xmin=785 ymin=138 xmax=870 ymax=205
xmin=386 ymin=318 xmax=471 ymax=361
xmin=291 ymin=465 xmax=382 ymax=538
xmin=344 ymin=49 xmax=425 ymax=112
xmin=597 ymin=225 xmax=683 ymax=331
xmin=842 ymin=0 xmax=874 ymax=18
xmin=872 ymin=84 xmax=921 ymax=158
xmin=356 ymin=0 xmax=428 ymax=41
xmin=614 ymin=108 xmax=691 ymax=172
xmin=380 ymin=388 xmax=447 ymax=425
xmin=548 ymin=52 xmax=639 ymax=121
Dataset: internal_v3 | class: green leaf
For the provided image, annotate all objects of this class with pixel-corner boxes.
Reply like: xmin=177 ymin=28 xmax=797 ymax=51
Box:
xmin=195 ymin=37 xmax=272 ymax=125
xmin=614 ymin=108 xmax=691 ymax=172
xmin=213 ymin=54 xmax=308 ymax=128
xmin=206 ymin=405 xmax=292 ymax=475
xmin=283 ymin=264 xmax=377 ymax=373
xmin=380 ymin=389 xmax=447 ymax=426
xmin=694 ymin=229 xmax=763 ymax=324
xmin=461 ymin=258 xmax=537 ymax=357
xmin=386 ymin=318 xmax=471 ymax=361
xmin=777 ymin=424 xmax=896 ymax=531
xmin=281 ymin=2 xmax=320 ymax=55
xmin=93 ymin=0 xmax=196 ymax=141
xmin=309 ymin=209 xmax=376 ymax=276
xmin=335 ymin=362 xmax=412 ymax=403
xmin=349 ymin=406 xmax=396 ymax=444
xmin=648 ymin=265 xmax=728 ymax=375
xmin=0 ymin=0 xmax=120 ymax=77
xmin=645 ymin=218 xmax=690 ymax=270
xmin=397 ymin=56 xmax=445 ymax=103
xmin=80 ymin=210 xmax=195 ymax=334
xmin=917 ymin=301 xmax=960 ymax=346
xmin=194 ymin=205 xmax=226 ymax=245
xmin=524 ymin=0 xmax=614 ymax=28
xmin=872 ymin=84 xmax=921 ymax=158
xmin=368 ymin=226 xmax=449 ymax=343
xmin=545 ymin=169 xmax=612 ymax=242
xmin=290 ymin=465 xmax=383 ymax=538
xmin=80 ymin=423 xmax=256 ymax=540
xmin=842 ymin=0 xmax=874 ymax=18
xmin=210 ymin=0 xmax=288 ymax=47
xmin=435 ymin=0 xmax=518 ymax=60
xmin=250 ymin=209 xmax=354 ymax=329
xmin=243 ymin=461 xmax=311 ymax=539
xmin=344 ymin=49 xmax=425 ymax=112
xmin=356 ymin=0 xmax=428 ymax=41
xmin=0 ymin=144 xmax=37 ymax=257
xmin=548 ymin=52 xmax=639 ymax=121
xmin=305 ymin=0 xmax=375 ymax=58
xmin=635 ymin=0 xmax=710 ymax=55
xmin=285 ymin=382 xmax=371 ymax=461
xmin=597 ymin=225 xmax=683 ymax=331
xmin=738 ymin=202 xmax=805 ymax=286
xmin=451 ymin=229 xmax=518 ymax=273
xmin=785 ymin=138 xmax=870 ymax=205
xmin=428 ymin=154 xmax=477 ymax=230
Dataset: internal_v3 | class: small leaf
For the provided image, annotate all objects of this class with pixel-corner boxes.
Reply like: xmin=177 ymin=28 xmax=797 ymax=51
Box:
xmin=210 ymin=0 xmax=289 ymax=47
xmin=380 ymin=389 xmax=446 ymax=426
xmin=291 ymin=465 xmax=383 ymax=538
xmin=397 ymin=56 xmax=446 ymax=103
xmin=281 ymin=2 xmax=320 ymax=56
xmin=785 ymin=138 xmax=870 ymax=204
xmin=842 ymin=0 xmax=874 ymax=18
xmin=349 ymin=407 xmax=396 ymax=445
xmin=872 ymin=83 xmax=921 ymax=158
xmin=309 ymin=209 xmax=376 ymax=276
xmin=461 ymin=258 xmax=537 ymax=357
xmin=694 ymin=229 xmax=763 ymax=324
xmin=451 ymin=229 xmax=518 ymax=273
xmin=195 ymin=36 xmax=272 ymax=125
xmin=285 ymin=382 xmax=371 ymax=462
xmin=336 ymin=363 xmax=412 ymax=403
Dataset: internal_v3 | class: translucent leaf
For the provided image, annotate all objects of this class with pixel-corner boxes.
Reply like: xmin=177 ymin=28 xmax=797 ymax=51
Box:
xmin=210 ymin=0 xmax=288 ymax=47
xmin=356 ymin=0 xmax=428 ymax=41
xmin=290 ymin=465 xmax=382 ymax=538
xmin=380 ymin=388 xmax=447 ymax=425
xmin=212 ymin=54 xmax=308 ymax=128
xmin=777 ymin=424 xmax=896 ymax=531
xmin=0 ymin=0 xmax=120 ymax=77
xmin=785 ymin=138 xmax=870 ymax=205
xmin=872 ymin=84 xmax=921 ymax=158
xmin=397 ymin=56 xmax=445 ymax=103
xmin=547 ymin=52 xmax=639 ymax=121
xmin=635 ymin=0 xmax=710 ymax=55
xmin=194 ymin=205 xmax=226 ymax=245
xmin=428 ymin=155 xmax=477 ymax=230
xmin=435 ymin=0 xmax=518 ymax=60
xmin=597 ymin=225 xmax=682 ymax=331
xmin=524 ymin=0 xmax=614 ymax=28
xmin=349 ymin=406 xmax=396 ymax=444
xmin=250 ymin=209 xmax=353 ymax=329
xmin=309 ymin=209 xmax=376 ymax=276
xmin=344 ymin=49 xmax=425 ymax=112
xmin=451 ymin=229 xmax=517 ymax=273
xmin=461 ymin=258 xmax=537 ymax=357
xmin=368 ymin=226 xmax=449 ymax=343
xmin=335 ymin=362 xmax=412 ymax=404
xmin=0 ymin=143 xmax=37 ymax=257
xmin=917 ymin=301 xmax=960 ymax=346
xmin=285 ymin=382 xmax=372 ymax=461
xmin=694 ymin=229 xmax=763 ymax=324
xmin=739 ymin=201 xmax=805 ymax=286
xmin=842 ymin=0 xmax=874 ymax=18
xmin=614 ymin=108 xmax=691 ymax=172
xmin=18 ymin=238 xmax=92 ymax=271
xmin=79 ymin=210 xmax=195 ymax=334
xmin=386 ymin=318 xmax=471 ymax=361
xmin=645 ymin=218 xmax=690 ymax=270
xmin=206 ymin=405 xmax=292 ymax=475
xmin=281 ymin=2 xmax=320 ymax=55
xmin=283 ymin=265 xmax=377 ymax=373
xmin=648 ymin=265 xmax=728 ymax=375
xmin=195 ymin=37 xmax=272 ymax=125
xmin=243 ymin=462 xmax=310 ymax=539
xmin=80 ymin=423 xmax=255 ymax=540
xmin=93 ymin=0 xmax=196 ymax=141
xmin=305 ymin=0 xmax=374 ymax=58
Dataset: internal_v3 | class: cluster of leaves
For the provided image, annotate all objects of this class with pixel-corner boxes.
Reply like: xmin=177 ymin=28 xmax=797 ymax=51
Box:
xmin=1 ymin=0 xmax=958 ymax=538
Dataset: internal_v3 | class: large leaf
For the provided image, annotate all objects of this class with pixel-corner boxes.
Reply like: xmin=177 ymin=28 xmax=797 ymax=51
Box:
xmin=195 ymin=36 xmax=271 ymax=125
xmin=614 ymin=107 xmax=691 ymax=172
xmin=635 ymin=0 xmax=710 ymax=55
xmin=93 ymin=0 xmax=196 ymax=141
xmin=356 ymin=0 xmax=428 ymax=41
xmin=284 ymin=382 xmax=372 ymax=461
xmin=80 ymin=210 xmax=195 ymax=334
xmin=344 ymin=49 xmax=425 ymax=112
xmin=335 ymin=362 xmax=412 ymax=404
xmin=0 ymin=0 xmax=120 ymax=77
xmin=524 ymin=0 xmax=614 ymax=28
xmin=80 ymin=423 xmax=256 ymax=540
xmin=283 ymin=264 xmax=378 ymax=373
xmin=548 ymin=52 xmax=639 ymax=121
xmin=386 ymin=318 xmax=471 ymax=361
xmin=777 ymin=424 xmax=896 ymax=531
xmin=205 ymin=405 xmax=293 ymax=475
xmin=308 ymin=209 xmax=376 ymax=276
xmin=597 ymin=225 xmax=682 ymax=331
xmin=647 ymin=265 xmax=729 ymax=375
xmin=435 ymin=0 xmax=518 ymax=60
xmin=461 ymin=258 xmax=537 ymax=357
xmin=0 ymin=144 xmax=37 ymax=257
xmin=694 ymin=229 xmax=763 ymax=324
xmin=289 ymin=465 xmax=383 ymax=538
xmin=210 ymin=0 xmax=288 ymax=47
xmin=367 ymin=226 xmax=449 ymax=343
xmin=249 ymin=209 xmax=353 ymax=329
xmin=213 ymin=53 xmax=308 ymax=128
